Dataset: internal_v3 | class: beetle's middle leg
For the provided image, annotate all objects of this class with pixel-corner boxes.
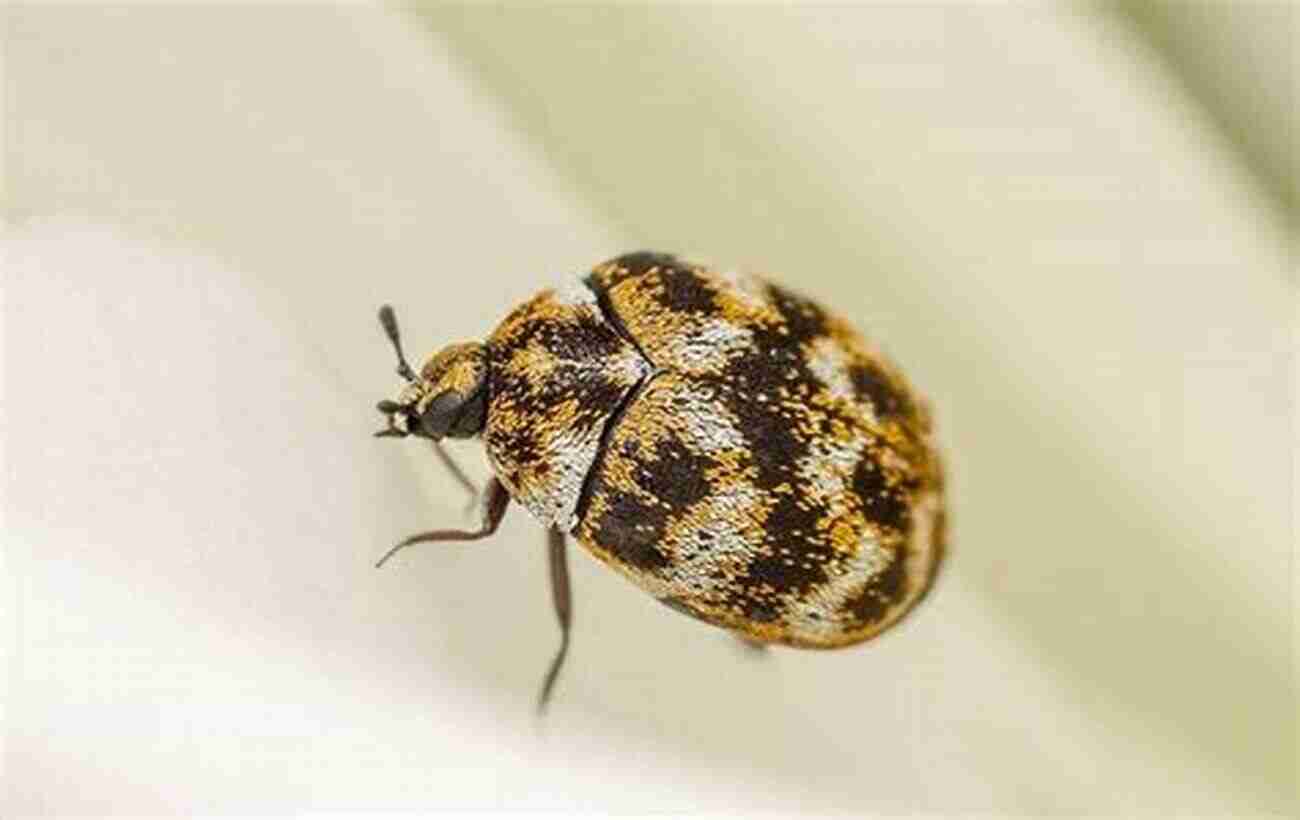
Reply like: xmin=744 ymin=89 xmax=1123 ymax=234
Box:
xmin=432 ymin=440 xmax=479 ymax=515
xmin=536 ymin=526 xmax=572 ymax=714
xmin=374 ymin=477 xmax=510 ymax=568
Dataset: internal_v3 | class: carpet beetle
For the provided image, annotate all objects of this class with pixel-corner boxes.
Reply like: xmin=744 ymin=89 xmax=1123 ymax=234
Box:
xmin=374 ymin=252 xmax=946 ymax=711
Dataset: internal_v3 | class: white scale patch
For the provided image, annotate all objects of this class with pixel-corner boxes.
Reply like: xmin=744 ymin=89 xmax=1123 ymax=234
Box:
xmin=805 ymin=335 xmax=858 ymax=404
xmin=616 ymin=483 xmax=766 ymax=602
xmin=797 ymin=431 xmax=867 ymax=505
xmin=525 ymin=424 xmax=603 ymax=528
xmin=606 ymin=344 xmax=651 ymax=385
xmin=785 ymin=534 xmax=890 ymax=642
xmin=663 ymin=483 xmax=765 ymax=596
xmin=715 ymin=269 xmax=771 ymax=307
xmin=786 ymin=429 xmax=890 ymax=642
xmin=664 ymin=378 xmax=749 ymax=453
xmin=662 ymin=317 xmax=755 ymax=376
xmin=548 ymin=275 xmax=597 ymax=306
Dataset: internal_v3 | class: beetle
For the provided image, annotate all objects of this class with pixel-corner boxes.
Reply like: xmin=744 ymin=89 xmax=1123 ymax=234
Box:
xmin=373 ymin=251 xmax=945 ymax=711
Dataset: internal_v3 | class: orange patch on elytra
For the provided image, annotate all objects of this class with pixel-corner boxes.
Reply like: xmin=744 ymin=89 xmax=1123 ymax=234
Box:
xmin=828 ymin=514 xmax=867 ymax=555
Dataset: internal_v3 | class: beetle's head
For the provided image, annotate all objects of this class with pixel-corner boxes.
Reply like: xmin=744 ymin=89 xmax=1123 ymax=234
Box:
xmin=374 ymin=305 xmax=487 ymax=441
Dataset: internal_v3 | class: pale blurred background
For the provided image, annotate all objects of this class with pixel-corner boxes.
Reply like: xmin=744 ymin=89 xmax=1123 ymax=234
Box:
xmin=3 ymin=3 xmax=1295 ymax=816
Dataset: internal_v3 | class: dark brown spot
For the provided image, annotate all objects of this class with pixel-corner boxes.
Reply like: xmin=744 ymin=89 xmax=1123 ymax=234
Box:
xmin=842 ymin=546 xmax=907 ymax=627
xmin=745 ymin=550 xmax=828 ymax=594
xmin=641 ymin=439 xmax=714 ymax=510
xmin=655 ymin=269 xmax=717 ymax=314
xmin=850 ymin=362 xmax=912 ymax=419
xmin=589 ymin=251 xmax=685 ymax=290
xmin=764 ymin=491 xmax=824 ymax=544
xmin=722 ymin=389 xmax=807 ymax=489
xmin=737 ymin=491 xmax=835 ymax=600
xmin=768 ymin=284 xmax=830 ymax=345
xmin=593 ymin=490 xmax=671 ymax=572
xmin=613 ymin=251 xmax=683 ymax=275
xmin=851 ymin=454 xmax=911 ymax=534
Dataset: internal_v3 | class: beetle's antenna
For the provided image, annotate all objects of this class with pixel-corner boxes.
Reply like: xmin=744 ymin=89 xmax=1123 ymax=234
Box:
xmin=378 ymin=304 xmax=417 ymax=382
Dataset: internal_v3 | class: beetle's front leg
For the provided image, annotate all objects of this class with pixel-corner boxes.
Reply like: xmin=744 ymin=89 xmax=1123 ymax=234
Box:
xmin=374 ymin=477 xmax=510 ymax=568
xmin=432 ymin=441 xmax=480 ymax=516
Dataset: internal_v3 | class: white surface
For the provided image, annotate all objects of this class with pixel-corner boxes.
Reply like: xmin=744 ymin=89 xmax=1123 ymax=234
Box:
xmin=4 ymin=4 xmax=1295 ymax=816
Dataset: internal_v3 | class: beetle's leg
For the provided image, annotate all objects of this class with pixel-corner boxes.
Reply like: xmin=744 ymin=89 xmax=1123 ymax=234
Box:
xmin=432 ymin=440 xmax=479 ymax=515
xmin=536 ymin=526 xmax=572 ymax=714
xmin=374 ymin=478 xmax=510 ymax=568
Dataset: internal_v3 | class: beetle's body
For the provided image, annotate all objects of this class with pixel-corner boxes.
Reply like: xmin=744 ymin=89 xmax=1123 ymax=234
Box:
xmin=374 ymin=252 xmax=945 ymax=707
xmin=470 ymin=252 xmax=945 ymax=648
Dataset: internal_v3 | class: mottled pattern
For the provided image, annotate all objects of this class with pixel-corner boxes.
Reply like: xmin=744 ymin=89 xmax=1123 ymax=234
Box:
xmin=474 ymin=252 xmax=943 ymax=647
xmin=576 ymin=252 xmax=945 ymax=647
xmin=398 ymin=342 xmax=486 ymax=416
xmin=484 ymin=279 xmax=649 ymax=528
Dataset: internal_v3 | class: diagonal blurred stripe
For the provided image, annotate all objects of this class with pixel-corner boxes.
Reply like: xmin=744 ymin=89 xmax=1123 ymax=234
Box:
xmin=1109 ymin=0 xmax=1298 ymax=233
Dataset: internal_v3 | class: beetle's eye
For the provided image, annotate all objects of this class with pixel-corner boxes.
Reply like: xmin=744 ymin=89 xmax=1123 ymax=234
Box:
xmin=419 ymin=392 xmax=462 ymax=439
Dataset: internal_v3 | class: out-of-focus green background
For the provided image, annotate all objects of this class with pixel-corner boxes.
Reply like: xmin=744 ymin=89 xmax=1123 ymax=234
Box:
xmin=4 ymin=3 xmax=1295 ymax=816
